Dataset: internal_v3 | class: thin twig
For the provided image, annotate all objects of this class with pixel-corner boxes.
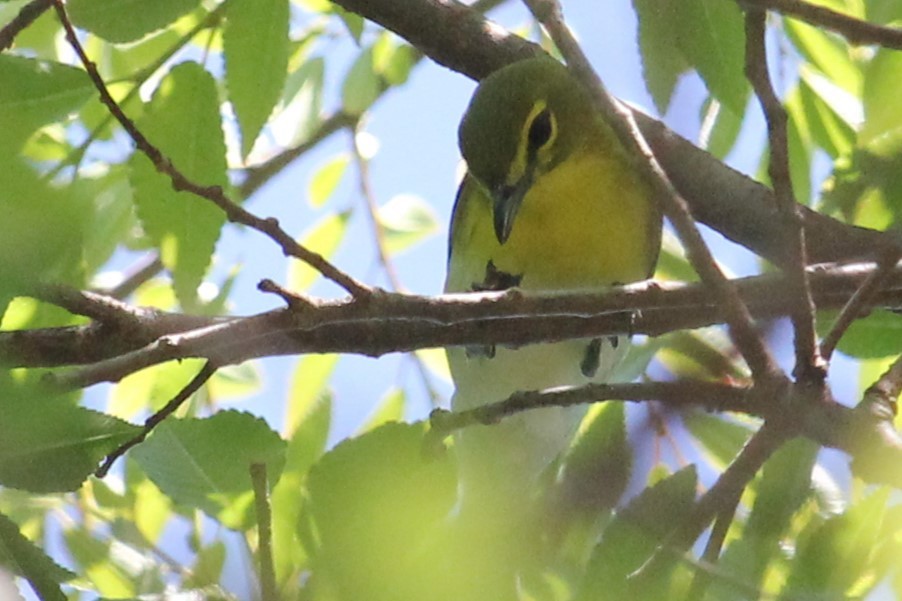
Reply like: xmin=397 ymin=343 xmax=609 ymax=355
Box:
xmin=429 ymin=381 xmax=764 ymax=437
xmin=523 ymin=0 xmax=782 ymax=384
xmin=744 ymin=8 xmax=823 ymax=382
xmin=51 ymin=0 xmax=370 ymax=298
xmin=350 ymin=124 xmax=404 ymax=291
xmin=630 ymin=422 xmax=789 ymax=588
xmin=820 ymin=246 xmax=902 ymax=361
xmin=250 ymin=463 xmax=277 ymax=601
xmin=684 ymin=500 xmax=740 ymax=601
xmin=95 ymin=361 xmax=217 ymax=476
xmin=740 ymin=0 xmax=902 ymax=50
xmin=0 ymin=0 xmax=51 ymax=51
xmin=103 ymin=253 xmax=165 ymax=299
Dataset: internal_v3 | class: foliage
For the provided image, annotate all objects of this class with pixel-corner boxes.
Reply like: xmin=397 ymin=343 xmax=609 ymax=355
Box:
xmin=1 ymin=0 xmax=902 ymax=599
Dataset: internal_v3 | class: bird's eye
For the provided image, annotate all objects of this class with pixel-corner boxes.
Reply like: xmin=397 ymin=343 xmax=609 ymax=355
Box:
xmin=527 ymin=109 xmax=553 ymax=149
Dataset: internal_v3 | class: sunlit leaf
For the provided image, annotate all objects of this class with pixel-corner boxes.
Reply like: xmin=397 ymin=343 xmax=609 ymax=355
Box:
xmin=286 ymin=211 xmax=351 ymax=291
xmin=67 ymin=0 xmax=202 ymax=43
xmin=224 ymin=0 xmax=290 ymax=157
xmin=379 ymin=194 xmax=439 ymax=254
xmin=308 ymin=154 xmax=349 ymax=207
xmin=132 ymin=410 xmax=286 ymax=530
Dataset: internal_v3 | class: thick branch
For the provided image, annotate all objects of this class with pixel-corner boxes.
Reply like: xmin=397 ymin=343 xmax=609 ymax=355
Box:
xmin=4 ymin=262 xmax=902 ymax=378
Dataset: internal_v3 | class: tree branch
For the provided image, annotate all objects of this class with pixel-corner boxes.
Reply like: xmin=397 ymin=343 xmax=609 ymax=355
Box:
xmin=744 ymin=8 xmax=823 ymax=381
xmin=739 ymin=0 xmax=902 ymax=50
xmin=51 ymin=0 xmax=371 ymax=298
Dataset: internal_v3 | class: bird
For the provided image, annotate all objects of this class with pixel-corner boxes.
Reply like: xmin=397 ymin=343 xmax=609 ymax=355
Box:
xmin=444 ymin=57 xmax=662 ymax=528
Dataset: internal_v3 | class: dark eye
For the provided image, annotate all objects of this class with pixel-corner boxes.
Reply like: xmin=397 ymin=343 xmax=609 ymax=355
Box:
xmin=527 ymin=109 xmax=553 ymax=149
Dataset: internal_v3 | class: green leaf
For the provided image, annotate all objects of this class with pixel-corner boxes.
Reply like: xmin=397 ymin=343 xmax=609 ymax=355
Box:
xmin=683 ymin=411 xmax=753 ymax=470
xmin=308 ymin=154 xmax=349 ymax=207
xmin=286 ymin=211 xmax=350 ymax=291
xmin=822 ymin=309 xmax=902 ymax=358
xmin=712 ymin=439 xmax=817 ymax=597
xmin=224 ymin=0 xmax=290 ymax=158
xmin=281 ymin=56 xmax=325 ymax=147
xmin=285 ymin=354 xmax=338 ymax=436
xmin=0 ymin=55 xmax=93 ymax=150
xmin=700 ymin=97 xmax=744 ymax=159
xmin=862 ymin=47 xmax=902 ymax=145
xmin=128 ymin=62 xmax=228 ymax=310
xmin=270 ymin=395 xmax=330 ymax=587
xmin=110 ymin=358 xmax=208 ymax=419
xmin=559 ymin=402 xmax=631 ymax=515
xmin=306 ymin=422 xmax=456 ymax=600
xmin=67 ymin=0 xmax=202 ymax=43
xmin=131 ymin=410 xmax=286 ymax=530
xmin=207 ymin=361 xmax=261 ymax=400
xmin=379 ymin=194 xmax=439 ymax=254
xmin=784 ymin=18 xmax=862 ymax=96
xmin=0 ymin=389 xmax=140 ymax=493
xmin=63 ymin=528 xmax=142 ymax=597
xmin=0 ymin=511 xmax=73 ymax=601
xmin=372 ymin=33 xmax=416 ymax=86
xmin=0 ymin=159 xmax=87 ymax=314
xmin=782 ymin=489 xmax=890 ymax=597
xmin=578 ymin=466 xmax=697 ymax=600
xmin=358 ymin=387 xmax=405 ymax=434
xmin=342 ymin=46 xmax=382 ymax=116
xmin=632 ymin=0 xmax=687 ymax=113
xmin=332 ymin=5 xmax=365 ymax=43
xmin=673 ymin=0 xmax=748 ymax=115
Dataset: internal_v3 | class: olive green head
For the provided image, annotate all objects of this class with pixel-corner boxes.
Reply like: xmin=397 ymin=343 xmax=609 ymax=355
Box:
xmin=458 ymin=58 xmax=596 ymax=243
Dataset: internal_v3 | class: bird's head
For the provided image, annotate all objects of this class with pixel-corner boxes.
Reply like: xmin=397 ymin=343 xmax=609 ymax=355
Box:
xmin=458 ymin=58 xmax=592 ymax=244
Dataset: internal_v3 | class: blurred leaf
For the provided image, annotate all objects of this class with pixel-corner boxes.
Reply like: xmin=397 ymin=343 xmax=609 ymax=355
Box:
xmin=782 ymin=488 xmax=890 ymax=597
xmin=673 ymin=0 xmax=748 ymax=115
xmin=332 ymin=5 xmax=365 ymax=43
xmin=342 ymin=46 xmax=381 ymax=115
xmin=683 ymin=411 xmax=753 ymax=470
xmin=578 ymin=466 xmax=697 ymax=600
xmin=0 ymin=389 xmax=139 ymax=493
xmin=132 ymin=410 xmax=286 ymax=530
xmin=358 ymin=387 xmax=405 ymax=434
xmin=66 ymin=0 xmax=201 ymax=43
xmin=308 ymin=154 xmax=349 ymax=207
xmin=286 ymin=211 xmax=350 ymax=291
xmin=110 ymin=358 xmax=208 ymax=419
xmin=632 ymin=0 xmax=687 ymax=113
xmin=271 ymin=394 xmax=330 ymax=588
xmin=559 ymin=402 xmax=631 ymax=516
xmin=379 ymin=194 xmax=439 ymax=254
xmin=281 ymin=56 xmax=325 ymax=147
xmin=207 ymin=361 xmax=261 ymax=400
xmin=657 ymin=329 xmax=748 ymax=381
xmin=415 ymin=348 xmax=451 ymax=383
xmin=372 ymin=32 xmax=416 ymax=86
xmin=67 ymin=0 xmax=202 ymax=43
xmin=0 ymin=160 xmax=87 ymax=315
xmin=0 ymin=511 xmax=73 ymax=601
xmin=701 ymin=97 xmax=744 ymax=159
xmin=63 ymin=529 xmax=147 ymax=597
xmin=224 ymin=0 xmax=290 ymax=157
xmin=306 ymin=422 xmax=456 ymax=600
xmin=862 ymin=47 xmax=902 ymax=145
xmin=185 ymin=541 xmax=226 ymax=588
xmin=0 ymin=55 xmax=93 ymax=151
xmin=129 ymin=62 xmax=228 ymax=310
xmin=712 ymin=439 xmax=817 ymax=597
xmin=784 ymin=18 xmax=861 ymax=95
xmin=819 ymin=309 xmax=902 ymax=358
xmin=797 ymin=68 xmax=858 ymax=158
xmin=285 ymin=354 xmax=339 ymax=436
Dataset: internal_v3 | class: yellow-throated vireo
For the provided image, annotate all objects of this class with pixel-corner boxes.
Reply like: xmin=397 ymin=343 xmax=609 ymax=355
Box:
xmin=445 ymin=57 xmax=662 ymax=518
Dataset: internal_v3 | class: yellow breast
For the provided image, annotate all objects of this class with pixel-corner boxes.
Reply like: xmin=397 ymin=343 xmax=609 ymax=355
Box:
xmin=447 ymin=149 xmax=657 ymax=293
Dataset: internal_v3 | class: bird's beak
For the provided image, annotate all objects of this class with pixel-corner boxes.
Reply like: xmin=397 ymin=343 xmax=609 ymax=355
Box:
xmin=492 ymin=176 xmax=531 ymax=245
